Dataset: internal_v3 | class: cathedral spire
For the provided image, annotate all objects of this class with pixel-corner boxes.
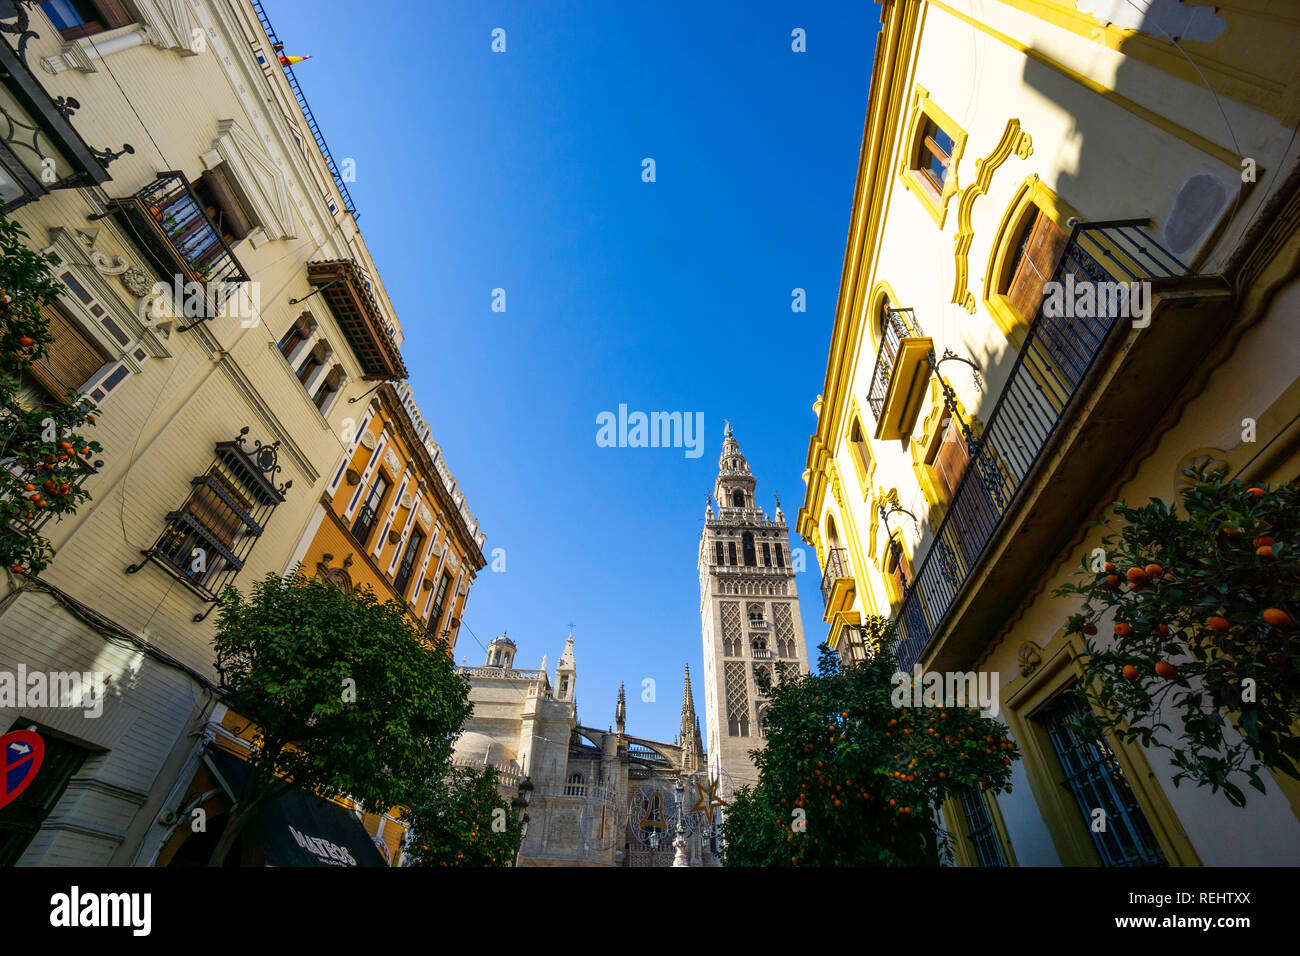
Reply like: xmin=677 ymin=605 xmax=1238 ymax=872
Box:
xmin=680 ymin=664 xmax=704 ymax=771
xmin=616 ymin=681 xmax=626 ymax=735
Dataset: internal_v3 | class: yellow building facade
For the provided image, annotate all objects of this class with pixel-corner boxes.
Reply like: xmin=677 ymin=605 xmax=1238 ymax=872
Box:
xmin=800 ymin=0 xmax=1300 ymax=865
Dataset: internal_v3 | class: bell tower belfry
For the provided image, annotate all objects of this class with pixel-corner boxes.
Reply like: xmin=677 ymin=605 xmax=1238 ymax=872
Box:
xmin=697 ymin=423 xmax=809 ymax=791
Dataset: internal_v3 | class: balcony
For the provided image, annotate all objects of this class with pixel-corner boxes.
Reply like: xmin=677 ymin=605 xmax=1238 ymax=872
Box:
xmin=108 ymin=172 xmax=248 ymax=298
xmin=819 ymin=546 xmax=854 ymax=620
xmin=868 ymin=307 xmax=932 ymax=440
xmin=306 ymin=260 xmax=407 ymax=381
xmin=751 ymin=648 xmax=773 ymax=660
xmin=894 ymin=220 xmax=1232 ymax=671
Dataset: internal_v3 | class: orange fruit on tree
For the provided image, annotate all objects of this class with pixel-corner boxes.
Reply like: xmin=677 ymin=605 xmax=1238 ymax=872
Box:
xmin=1154 ymin=660 xmax=1178 ymax=680
xmin=1083 ymin=624 xmax=1098 ymax=635
xmin=1114 ymin=622 xmax=1134 ymax=638
xmin=1157 ymin=624 xmax=1170 ymax=637
xmin=1247 ymin=487 xmax=1265 ymax=499
xmin=1145 ymin=563 xmax=1163 ymax=579
xmin=1104 ymin=562 xmax=1116 ymax=574
xmin=18 ymin=336 xmax=33 ymax=347
xmin=1254 ymin=536 xmax=1276 ymax=549
xmin=1262 ymin=608 xmax=1291 ymax=628
xmin=1103 ymin=574 xmax=1122 ymax=589
xmin=1126 ymin=567 xmax=1147 ymax=585
xmin=1122 ymin=665 xmax=1140 ymax=681
xmin=1207 ymin=616 xmax=1231 ymax=632
xmin=1257 ymin=545 xmax=1275 ymax=559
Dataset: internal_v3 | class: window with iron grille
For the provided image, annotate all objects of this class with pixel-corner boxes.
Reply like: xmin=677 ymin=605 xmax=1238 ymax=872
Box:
xmin=393 ymin=527 xmax=424 ymax=598
xmin=350 ymin=473 xmax=388 ymax=547
xmin=1036 ymin=691 xmax=1167 ymax=867
xmin=0 ymin=724 xmax=90 ymax=866
xmin=429 ymin=572 xmax=451 ymax=633
xmin=126 ymin=429 xmax=290 ymax=621
xmin=957 ymin=787 xmax=1005 ymax=867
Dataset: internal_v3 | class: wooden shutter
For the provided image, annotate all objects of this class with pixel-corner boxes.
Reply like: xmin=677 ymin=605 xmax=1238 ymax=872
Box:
xmin=187 ymin=470 xmax=250 ymax=550
xmin=1005 ymin=210 xmax=1069 ymax=322
xmin=26 ymin=304 xmax=108 ymax=400
xmin=200 ymin=165 xmax=255 ymax=241
xmin=931 ymin=418 xmax=970 ymax=502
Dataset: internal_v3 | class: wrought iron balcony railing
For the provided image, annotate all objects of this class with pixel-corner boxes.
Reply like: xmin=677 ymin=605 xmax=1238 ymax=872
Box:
xmin=894 ymin=220 xmax=1193 ymax=670
xmin=108 ymin=172 xmax=249 ymax=298
xmin=819 ymin=546 xmax=851 ymax=611
xmin=867 ymin=307 xmax=924 ymax=423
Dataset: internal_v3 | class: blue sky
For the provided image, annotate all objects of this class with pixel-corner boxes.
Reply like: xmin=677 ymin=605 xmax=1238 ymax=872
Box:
xmin=269 ymin=0 xmax=879 ymax=744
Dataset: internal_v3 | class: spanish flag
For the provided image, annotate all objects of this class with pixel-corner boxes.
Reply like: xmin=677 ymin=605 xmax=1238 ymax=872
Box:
xmin=278 ymin=54 xmax=310 ymax=66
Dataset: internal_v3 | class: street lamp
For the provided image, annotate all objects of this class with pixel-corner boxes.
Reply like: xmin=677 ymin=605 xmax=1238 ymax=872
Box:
xmin=511 ymin=776 xmax=533 ymax=867
xmin=672 ymin=777 xmax=688 ymax=867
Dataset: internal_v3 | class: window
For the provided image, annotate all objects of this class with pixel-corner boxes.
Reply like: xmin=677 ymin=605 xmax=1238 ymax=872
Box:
xmin=957 ymin=787 xmax=1006 ymax=867
xmin=350 ymin=473 xmax=389 ymax=547
xmin=917 ymin=119 xmax=955 ymax=194
xmin=730 ymin=490 xmax=745 ymax=508
xmin=727 ymin=542 xmax=737 ymax=566
xmin=277 ymin=313 xmax=315 ymax=361
xmin=925 ymin=416 xmax=998 ymax=570
xmin=1035 ymin=692 xmax=1167 ymax=867
xmin=751 ymin=636 xmax=768 ymax=658
xmin=849 ymin=416 xmax=874 ymax=490
xmin=984 ymin=178 xmax=1079 ymax=344
xmin=1003 ymin=207 xmax=1070 ymax=327
xmin=393 ymin=527 xmax=424 ymax=597
xmin=742 ymin=532 xmax=756 ymax=567
xmin=775 ymin=544 xmax=784 ymax=568
xmin=762 ymin=542 xmax=771 ymax=566
xmin=24 ymin=302 xmax=109 ymax=401
xmin=900 ymin=87 xmax=967 ymax=227
xmin=296 ymin=341 xmax=328 ymax=386
xmin=195 ymin=165 xmax=256 ymax=244
xmin=127 ymin=432 xmax=290 ymax=614
xmin=564 ymin=773 xmax=586 ymax=797
xmin=312 ymin=365 xmax=344 ymax=412
xmin=0 ymin=724 xmax=90 ymax=865
xmin=429 ymin=572 xmax=451 ymax=632
xmin=39 ymin=0 xmax=131 ymax=41
xmin=886 ymin=536 xmax=911 ymax=601
xmin=715 ymin=542 xmax=724 ymax=566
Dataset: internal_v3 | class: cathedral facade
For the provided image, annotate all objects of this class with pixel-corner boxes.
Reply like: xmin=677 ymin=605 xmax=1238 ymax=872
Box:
xmin=451 ymin=635 xmax=721 ymax=867
xmin=698 ymin=425 xmax=811 ymax=792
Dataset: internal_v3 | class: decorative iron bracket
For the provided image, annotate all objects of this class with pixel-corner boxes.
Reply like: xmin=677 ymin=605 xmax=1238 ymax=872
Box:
xmin=934 ymin=347 xmax=984 ymax=393
xmin=90 ymin=142 xmax=134 ymax=167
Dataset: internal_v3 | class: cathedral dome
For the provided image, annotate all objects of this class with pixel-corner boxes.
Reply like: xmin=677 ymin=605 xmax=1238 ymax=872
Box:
xmin=453 ymin=731 xmax=519 ymax=771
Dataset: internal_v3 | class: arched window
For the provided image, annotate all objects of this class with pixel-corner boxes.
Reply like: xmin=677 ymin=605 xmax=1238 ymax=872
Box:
xmin=775 ymin=543 xmax=785 ymax=568
xmin=742 ymin=532 xmax=757 ymax=567
xmin=731 ymin=490 xmax=746 ymax=508
xmin=715 ymin=542 xmax=724 ymax=565
xmin=728 ymin=542 xmax=737 ymax=566
xmin=826 ymin=514 xmax=842 ymax=551
xmin=565 ymin=772 xmax=586 ymax=797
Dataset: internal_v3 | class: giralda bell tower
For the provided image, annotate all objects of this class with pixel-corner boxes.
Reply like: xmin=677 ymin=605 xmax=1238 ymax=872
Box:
xmin=698 ymin=422 xmax=809 ymax=791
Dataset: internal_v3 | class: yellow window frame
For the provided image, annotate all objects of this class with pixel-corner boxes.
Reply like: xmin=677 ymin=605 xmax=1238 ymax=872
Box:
xmin=899 ymin=86 xmax=968 ymax=228
xmin=1001 ymin=628 xmax=1201 ymax=866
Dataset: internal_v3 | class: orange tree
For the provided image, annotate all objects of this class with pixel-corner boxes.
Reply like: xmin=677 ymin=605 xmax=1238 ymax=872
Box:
xmin=0 ymin=206 xmax=101 ymax=574
xmin=402 ymin=765 xmax=524 ymax=867
xmin=721 ymin=618 xmax=1017 ymax=866
xmin=1056 ymin=465 xmax=1300 ymax=807
xmin=210 ymin=572 xmax=472 ymax=865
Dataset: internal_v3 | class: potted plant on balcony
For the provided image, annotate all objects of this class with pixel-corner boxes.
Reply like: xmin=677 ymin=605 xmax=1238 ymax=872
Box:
xmin=1058 ymin=465 xmax=1300 ymax=806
